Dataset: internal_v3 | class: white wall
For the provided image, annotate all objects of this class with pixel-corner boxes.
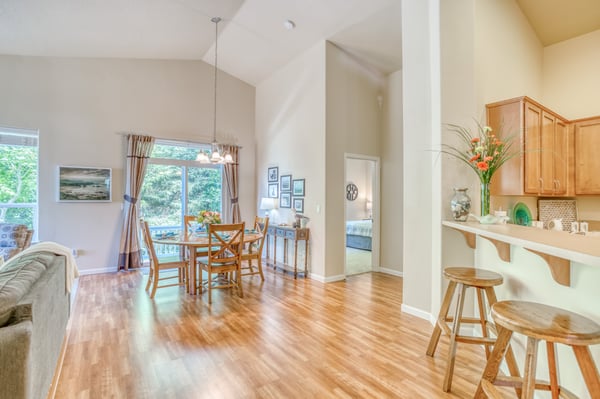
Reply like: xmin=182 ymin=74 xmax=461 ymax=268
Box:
xmin=380 ymin=70 xmax=403 ymax=272
xmin=0 ymin=55 xmax=255 ymax=274
xmin=255 ymin=42 xmax=327 ymax=278
xmin=326 ymin=42 xmax=384 ymax=278
xmin=475 ymin=0 xmax=543 ymax=107
xmin=401 ymin=0 xmax=441 ymax=316
xmin=543 ymin=29 xmax=600 ymax=120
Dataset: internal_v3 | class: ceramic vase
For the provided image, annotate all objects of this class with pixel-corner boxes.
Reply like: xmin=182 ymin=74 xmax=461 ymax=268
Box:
xmin=450 ymin=188 xmax=471 ymax=222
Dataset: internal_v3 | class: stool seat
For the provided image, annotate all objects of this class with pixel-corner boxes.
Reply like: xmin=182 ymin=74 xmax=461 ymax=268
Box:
xmin=444 ymin=267 xmax=503 ymax=287
xmin=475 ymin=300 xmax=600 ymax=399
xmin=492 ymin=301 xmax=600 ymax=346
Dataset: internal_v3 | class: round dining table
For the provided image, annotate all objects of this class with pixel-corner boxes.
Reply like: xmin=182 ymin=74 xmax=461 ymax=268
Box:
xmin=153 ymin=230 xmax=262 ymax=295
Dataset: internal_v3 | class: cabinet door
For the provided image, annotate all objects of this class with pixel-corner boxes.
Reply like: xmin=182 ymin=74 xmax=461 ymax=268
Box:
xmin=524 ymin=102 xmax=542 ymax=194
xmin=575 ymin=118 xmax=600 ymax=194
xmin=540 ymin=111 xmax=556 ymax=194
xmin=553 ymin=119 xmax=569 ymax=195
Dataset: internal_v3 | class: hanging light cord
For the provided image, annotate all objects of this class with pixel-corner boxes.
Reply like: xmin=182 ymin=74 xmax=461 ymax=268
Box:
xmin=212 ymin=17 xmax=220 ymax=145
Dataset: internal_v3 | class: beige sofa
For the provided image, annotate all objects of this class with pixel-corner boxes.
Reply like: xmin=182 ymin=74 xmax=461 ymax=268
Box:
xmin=0 ymin=251 xmax=70 ymax=399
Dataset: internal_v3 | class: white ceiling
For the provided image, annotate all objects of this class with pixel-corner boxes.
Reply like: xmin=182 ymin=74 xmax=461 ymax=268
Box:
xmin=0 ymin=0 xmax=402 ymax=85
xmin=1 ymin=1 xmax=597 ymax=86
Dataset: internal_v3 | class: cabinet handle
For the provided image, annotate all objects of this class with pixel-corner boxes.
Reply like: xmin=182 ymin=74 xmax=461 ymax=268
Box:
xmin=555 ymin=179 xmax=561 ymax=192
xmin=539 ymin=178 xmax=543 ymax=194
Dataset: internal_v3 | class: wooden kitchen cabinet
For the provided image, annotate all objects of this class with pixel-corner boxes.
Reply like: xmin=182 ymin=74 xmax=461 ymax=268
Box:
xmin=573 ymin=116 xmax=600 ymax=194
xmin=486 ymin=96 xmax=572 ymax=196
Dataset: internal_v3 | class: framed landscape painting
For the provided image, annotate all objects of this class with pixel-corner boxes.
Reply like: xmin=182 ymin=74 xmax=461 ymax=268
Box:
xmin=293 ymin=198 xmax=304 ymax=213
xmin=292 ymin=178 xmax=305 ymax=196
xmin=280 ymin=192 xmax=291 ymax=208
xmin=280 ymin=174 xmax=292 ymax=192
xmin=58 ymin=166 xmax=112 ymax=202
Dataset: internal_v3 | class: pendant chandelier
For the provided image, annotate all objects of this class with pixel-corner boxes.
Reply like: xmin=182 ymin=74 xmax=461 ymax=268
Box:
xmin=197 ymin=17 xmax=233 ymax=164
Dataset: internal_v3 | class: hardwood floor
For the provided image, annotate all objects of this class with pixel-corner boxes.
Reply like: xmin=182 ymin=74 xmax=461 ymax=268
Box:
xmin=56 ymin=268 xmax=492 ymax=398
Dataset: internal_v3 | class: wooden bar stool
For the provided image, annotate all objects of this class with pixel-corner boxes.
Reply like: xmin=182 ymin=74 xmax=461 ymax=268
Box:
xmin=475 ymin=301 xmax=600 ymax=399
xmin=426 ymin=267 xmax=520 ymax=392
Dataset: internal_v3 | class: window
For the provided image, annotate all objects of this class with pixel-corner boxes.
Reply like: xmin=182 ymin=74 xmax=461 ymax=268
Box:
xmin=140 ymin=140 xmax=223 ymax=257
xmin=0 ymin=127 xmax=39 ymax=239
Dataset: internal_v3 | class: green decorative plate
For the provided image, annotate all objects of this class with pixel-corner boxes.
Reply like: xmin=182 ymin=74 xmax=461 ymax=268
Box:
xmin=513 ymin=202 xmax=532 ymax=226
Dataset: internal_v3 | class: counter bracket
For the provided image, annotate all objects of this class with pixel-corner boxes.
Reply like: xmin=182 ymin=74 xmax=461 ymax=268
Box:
xmin=524 ymin=248 xmax=571 ymax=287
xmin=454 ymin=229 xmax=476 ymax=249
xmin=452 ymin=228 xmax=511 ymax=262
xmin=480 ymin=237 xmax=511 ymax=263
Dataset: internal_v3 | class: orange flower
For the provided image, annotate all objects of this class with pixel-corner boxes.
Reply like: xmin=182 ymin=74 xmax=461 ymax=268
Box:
xmin=469 ymin=154 xmax=480 ymax=162
xmin=477 ymin=161 xmax=489 ymax=171
xmin=471 ymin=137 xmax=480 ymax=143
xmin=484 ymin=156 xmax=494 ymax=161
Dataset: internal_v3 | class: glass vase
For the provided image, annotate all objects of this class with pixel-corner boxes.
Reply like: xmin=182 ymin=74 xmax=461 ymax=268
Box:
xmin=480 ymin=183 xmax=490 ymax=216
xmin=450 ymin=188 xmax=471 ymax=222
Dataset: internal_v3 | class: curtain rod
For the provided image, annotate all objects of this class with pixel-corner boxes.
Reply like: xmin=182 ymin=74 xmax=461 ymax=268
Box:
xmin=114 ymin=131 xmax=242 ymax=148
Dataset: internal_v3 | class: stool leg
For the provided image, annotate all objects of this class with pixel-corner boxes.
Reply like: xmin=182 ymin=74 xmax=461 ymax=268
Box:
xmin=474 ymin=326 xmax=512 ymax=399
xmin=522 ymin=337 xmax=539 ymax=399
xmin=546 ymin=342 xmax=559 ymax=399
xmin=572 ymin=345 xmax=600 ymax=399
xmin=484 ymin=286 xmax=522 ymax=397
xmin=443 ymin=282 xmax=466 ymax=392
xmin=476 ymin=287 xmax=491 ymax=358
xmin=426 ymin=280 xmax=457 ymax=356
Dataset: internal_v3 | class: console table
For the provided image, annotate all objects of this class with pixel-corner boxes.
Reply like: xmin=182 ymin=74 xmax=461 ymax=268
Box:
xmin=265 ymin=225 xmax=309 ymax=278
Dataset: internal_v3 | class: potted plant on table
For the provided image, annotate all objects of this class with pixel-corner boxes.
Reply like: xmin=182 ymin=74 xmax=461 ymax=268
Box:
xmin=198 ymin=210 xmax=222 ymax=230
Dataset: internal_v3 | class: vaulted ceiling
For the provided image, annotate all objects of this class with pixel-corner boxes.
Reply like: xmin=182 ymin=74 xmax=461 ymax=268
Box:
xmin=0 ymin=1 xmax=598 ymax=86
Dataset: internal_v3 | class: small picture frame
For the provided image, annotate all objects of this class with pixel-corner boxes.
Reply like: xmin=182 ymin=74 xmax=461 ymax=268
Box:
xmin=292 ymin=178 xmax=305 ymax=196
xmin=293 ymin=198 xmax=304 ymax=213
xmin=280 ymin=192 xmax=291 ymax=208
xmin=280 ymin=174 xmax=292 ymax=192
xmin=268 ymin=183 xmax=278 ymax=198
xmin=268 ymin=166 xmax=279 ymax=182
xmin=58 ymin=166 xmax=112 ymax=202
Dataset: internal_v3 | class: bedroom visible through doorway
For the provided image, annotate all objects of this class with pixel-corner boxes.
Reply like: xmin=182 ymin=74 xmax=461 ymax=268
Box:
xmin=344 ymin=155 xmax=378 ymax=276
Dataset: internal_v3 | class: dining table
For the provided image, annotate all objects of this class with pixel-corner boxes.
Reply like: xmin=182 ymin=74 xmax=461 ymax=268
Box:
xmin=153 ymin=229 xmax=263 ymax=295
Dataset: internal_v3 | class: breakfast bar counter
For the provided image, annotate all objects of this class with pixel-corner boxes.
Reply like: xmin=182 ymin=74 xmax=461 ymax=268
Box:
xmin=442 ymin=221 xmax=600 ymax=267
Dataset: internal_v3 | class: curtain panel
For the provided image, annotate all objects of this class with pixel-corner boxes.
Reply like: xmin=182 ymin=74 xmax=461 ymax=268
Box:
xmin=117 ymin=135 xmax=155 ymax=271
xmin=223 ymin=145 xmax=240 ymax=223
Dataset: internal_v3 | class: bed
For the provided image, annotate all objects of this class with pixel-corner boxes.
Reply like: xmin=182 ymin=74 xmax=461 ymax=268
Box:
xmin=346 ymin=219 xmax=372 ymax=251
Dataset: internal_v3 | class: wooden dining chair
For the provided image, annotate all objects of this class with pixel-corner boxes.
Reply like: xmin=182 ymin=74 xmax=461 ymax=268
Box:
xmin=139 ymin=219 xmax=187 ymax=299
xmin=241 ymin=216 xmax=269 ymax=281
xmin=198 ymin=222 xmax=245 ymax=304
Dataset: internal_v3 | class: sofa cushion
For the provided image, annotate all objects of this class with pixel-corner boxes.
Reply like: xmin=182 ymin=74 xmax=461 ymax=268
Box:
xmin=0 ymin=252 xmax=55 ymax=327
xmin=0 ymin=224 xmax=28 ymax=248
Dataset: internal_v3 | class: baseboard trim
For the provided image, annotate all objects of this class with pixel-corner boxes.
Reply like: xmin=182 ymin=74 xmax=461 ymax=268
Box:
xmin=377 ymin=267 xmax=403 ymax=277
xmin=77 ymin=267 xmax=117 ymax=275
xmin=401 ymin=304 xmax=433 ymax=322
xmin=309 ymin=273 xmax=345 ymax=283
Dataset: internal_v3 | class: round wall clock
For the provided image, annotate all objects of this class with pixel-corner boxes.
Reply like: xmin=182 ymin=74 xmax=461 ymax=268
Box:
xmin=346 ymin=183 xmax=358 ymax=201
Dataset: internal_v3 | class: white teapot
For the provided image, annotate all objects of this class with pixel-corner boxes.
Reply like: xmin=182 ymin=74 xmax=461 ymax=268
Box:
xmin=548 ymin=218 xmax=563 ymax=231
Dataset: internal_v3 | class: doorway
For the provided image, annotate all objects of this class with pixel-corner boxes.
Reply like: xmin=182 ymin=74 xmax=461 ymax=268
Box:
xmin=344 ymin=154 xmax=379 ymax=276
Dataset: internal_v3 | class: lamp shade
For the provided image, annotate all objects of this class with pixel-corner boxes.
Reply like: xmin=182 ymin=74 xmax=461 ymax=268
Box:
xmin=260 ymin=198 xmax=276 ymax=210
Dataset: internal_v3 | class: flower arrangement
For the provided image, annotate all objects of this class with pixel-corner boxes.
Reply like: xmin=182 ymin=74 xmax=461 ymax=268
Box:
xmin=441 ymin=122 xmax=517 ymax=215
xmin=198 ymin=210 xmax=221 ymax=225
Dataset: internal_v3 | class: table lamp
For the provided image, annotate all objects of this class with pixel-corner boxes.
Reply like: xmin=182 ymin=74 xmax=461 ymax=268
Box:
xmin=260 ymin=197 xmax=276 ymax=217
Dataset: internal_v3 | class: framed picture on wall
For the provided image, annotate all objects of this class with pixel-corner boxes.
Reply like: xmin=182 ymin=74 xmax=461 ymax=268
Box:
xmin=268 ymin=166 xmax=279 ymax=182
xmin=292 ymin=178 xmax=305 ymax=196
xmin=268 ymin=183 xmax=278 ymax=198
xmin=280 ymin=174 xmax=292 ymax=191
xmin=280 ymin=192 xmax=291 ymax=208
xmin=57 ymin=166 xmax=112 ymax=202
xmin=293 ymin=198 xmax=304 ymax=213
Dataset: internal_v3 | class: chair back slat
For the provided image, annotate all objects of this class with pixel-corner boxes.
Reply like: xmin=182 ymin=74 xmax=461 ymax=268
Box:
xmin=208 ymin=223 xmax=245 ymax=265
